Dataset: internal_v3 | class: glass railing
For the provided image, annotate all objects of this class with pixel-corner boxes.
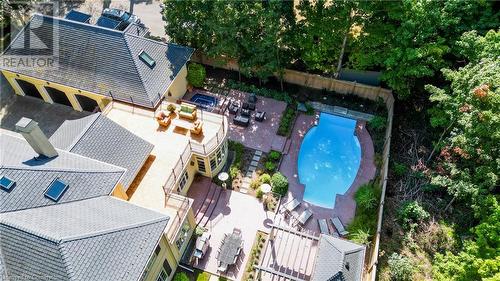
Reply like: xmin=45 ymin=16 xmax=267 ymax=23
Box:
xmin=164 ymin=192 xmax=192 ymax=243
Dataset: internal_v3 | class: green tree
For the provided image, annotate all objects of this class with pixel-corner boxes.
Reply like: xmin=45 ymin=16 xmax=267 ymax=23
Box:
xmin=350 ymin=0 xmax=499 ymax=98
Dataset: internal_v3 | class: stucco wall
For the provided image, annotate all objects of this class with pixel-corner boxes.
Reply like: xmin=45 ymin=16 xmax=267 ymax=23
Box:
xmin=165 ymin=65 xmax=188 ymax=102
xmin=1 ymin=70 xmax=111 ymax=111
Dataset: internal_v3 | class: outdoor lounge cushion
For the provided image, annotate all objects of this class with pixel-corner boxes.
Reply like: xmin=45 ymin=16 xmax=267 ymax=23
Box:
xmin=318 ymin=219 xmax=329 ymax=234
xmin=233 ymin=115 xmax=249 ymax=127
xmin=179 ymin=103 xmax=197 ymax=120
xmin=255 ymin=111 xmax=266 ymax=122
xmin=155 ymin=111 xmax=171 ymax=127
xmin=331 ymin=216 xmax=349 ymax=236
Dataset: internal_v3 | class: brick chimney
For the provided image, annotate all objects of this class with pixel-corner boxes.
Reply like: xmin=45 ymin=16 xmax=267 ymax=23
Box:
xmin=15 ymin=117 xmax=58 ymax=158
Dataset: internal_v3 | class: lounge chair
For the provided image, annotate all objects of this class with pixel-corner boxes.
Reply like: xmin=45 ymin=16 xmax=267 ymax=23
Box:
xmin=155 ymin=111 xmax=171 ymax=127
xmin=331 ymin=216 xmax=349 ymax=236
xmin=318 ymin=219 xmax=329 ymax=235
xmin=179 ymin=102 xmax=197 ymax=120
xmin=241 ymin=108 xmax=251 ymax=117
xmin=294 ymin=209 xmax=313 ymax=227
xmin=255 ymin=111 xmax=266 ymax=122
xmin=281 ymin=198 xmax=301 ymax=215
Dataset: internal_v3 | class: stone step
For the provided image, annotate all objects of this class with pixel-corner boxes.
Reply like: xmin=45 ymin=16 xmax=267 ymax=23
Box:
xmin=246 ymin=171 xmax=253 ymax=178
xmin=242 ymin=177 xmax=252 ymax=184
xmin=240 ymin=188 xmax=248 ymax=194
xmin=252 ymin=155 xmax=261 ymax=161
xmin=250 ymin=160 xmax=259 ymax=167
xmin=255 ymin=150 xmax=263 ymax=156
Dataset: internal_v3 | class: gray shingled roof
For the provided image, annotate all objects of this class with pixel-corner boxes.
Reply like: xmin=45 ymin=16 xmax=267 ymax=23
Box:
xmin=0 ymin=132 xmax=125 ymax=213
xmin=0 ymin=196 xmax=169 ymax=281
xmin=311 ymin=235 xmax=366 ymax=281
xmin=49 ymin=113 xmax=154 ymax=188
xmin=1 ymin=14 xmax=194 ymax=108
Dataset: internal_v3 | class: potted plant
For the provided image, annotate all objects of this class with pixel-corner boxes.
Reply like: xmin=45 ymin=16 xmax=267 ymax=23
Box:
xmin=167 ymin=103 xmax=177 ymax=115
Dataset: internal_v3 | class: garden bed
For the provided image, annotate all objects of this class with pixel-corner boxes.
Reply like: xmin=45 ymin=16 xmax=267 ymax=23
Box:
xmin=241 ymin=231 xmax=268 ymax=281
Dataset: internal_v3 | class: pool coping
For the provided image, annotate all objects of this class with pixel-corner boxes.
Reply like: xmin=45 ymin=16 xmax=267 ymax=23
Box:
xmin=278 ymin=110 xmax=376 ymax=233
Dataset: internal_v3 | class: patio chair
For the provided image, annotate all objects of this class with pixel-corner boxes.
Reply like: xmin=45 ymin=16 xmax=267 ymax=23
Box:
xmin=242 ymin=102 xmax=249 ymax=110
xmin=331 ymin=216 xmax=349 ymax=236
xmin=155 ymin=111 xmax=171 ymax=127
xmin=232 ymin=228 xmax=242 ymax=236
xmin=241 ymin=108 xmax=251 ymax=117
xmin=233 ymin=115 xmax=250 ymax=127
xmin=248 ymin=102 xmax=256 ymax=111
xmin=294 ymin=209 xmax=313 ymax=227
xmin=255 ymin=111 xmax=266 ymax=122
xmin=280 ymin=198 xmax=301 ymax=215
xmin=248 ymin=93 xmax=257 ymax=104
xmin=190 ymin=120 xmax=203 ymax=135
xmin=318 ymin=219 xmax=329 ymax=235
xmin=228 ymin=101 xmax=239 ymax=114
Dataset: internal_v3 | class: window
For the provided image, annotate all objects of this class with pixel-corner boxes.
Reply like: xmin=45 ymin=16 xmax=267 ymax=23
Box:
xmin=156 ymin=260 xmax=172 ymax=281
xmin=177 ymin=170 xmax=189 ymax=192
xmin=44 ymin=179 xmax=69 ymax=201
xmin=140 ymin=245 xmax=161 ymax=281
xmin=139 ymin=51 xmax=156 ymax=68
xmin=175 ymin=222 xmax=190 ymax=250
xmin=197 ymin=157 xmax=206 ymax=173
xmin=210 ymin=156 xmax=217 ymax=171
xmin=209 ymin=143 xmax=227 ymax=172
xmin=0 ymin=175 xmax=15 ymax=191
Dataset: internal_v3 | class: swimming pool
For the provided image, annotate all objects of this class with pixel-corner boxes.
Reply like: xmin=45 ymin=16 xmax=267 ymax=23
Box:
xmin=190 ymin=93 xmax=218 ymax=109
xmin=298 ymin=113 xmax=361 ymax=208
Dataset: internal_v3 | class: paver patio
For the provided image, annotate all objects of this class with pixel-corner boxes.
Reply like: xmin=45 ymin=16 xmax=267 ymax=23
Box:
xmin=277 ymin=112 xmax=376 ymax=235
xmin=187 ymin=179 xmax=274 ymax=280
xmin=183 ymin=89 xmax=287 ymax=153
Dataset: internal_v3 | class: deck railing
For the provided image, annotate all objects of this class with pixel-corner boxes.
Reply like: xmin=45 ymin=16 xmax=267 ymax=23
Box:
xmin=164 ymin=192 xmax=192 ymax=243
xmin=162 ymin=111 xmax=228 ymax=195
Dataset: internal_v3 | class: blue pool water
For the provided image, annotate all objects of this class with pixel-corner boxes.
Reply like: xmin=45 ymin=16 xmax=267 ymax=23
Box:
xmin=298 ymin=113 xmax=361 ymax=208
xmin=190 ymin=93 xmax=218 ymax=109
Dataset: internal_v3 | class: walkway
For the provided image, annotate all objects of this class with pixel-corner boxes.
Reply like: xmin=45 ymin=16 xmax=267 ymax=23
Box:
xmin=187 ymin=178 xmax=273 ymax=280
xmin=277 ymin=112 xmax=376 ymax=235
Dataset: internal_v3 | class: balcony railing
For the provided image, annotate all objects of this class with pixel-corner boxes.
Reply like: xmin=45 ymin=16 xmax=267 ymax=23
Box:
xmin=162 ymin=112 xmax=228 ymax=195
xmin=164 ymin=192 xmax=192 ymax=243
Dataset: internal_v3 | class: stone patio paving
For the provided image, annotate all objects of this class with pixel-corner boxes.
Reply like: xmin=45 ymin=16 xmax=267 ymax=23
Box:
xmin=183 ymin=89 xmax=287 ymax=153
xmin=187 ymin=178 xmax=274 ymax=280
xmin=276 ymin=112 xmax=376 ymax=235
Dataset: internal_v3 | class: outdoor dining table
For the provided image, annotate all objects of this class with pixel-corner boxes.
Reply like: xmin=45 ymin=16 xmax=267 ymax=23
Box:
xmin=217 ymin=233 xmax=243 ymax=270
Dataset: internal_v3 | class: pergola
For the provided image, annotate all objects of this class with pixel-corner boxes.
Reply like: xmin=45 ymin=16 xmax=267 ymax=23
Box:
xmin=255 ymin=224 xmax=319 ymax=281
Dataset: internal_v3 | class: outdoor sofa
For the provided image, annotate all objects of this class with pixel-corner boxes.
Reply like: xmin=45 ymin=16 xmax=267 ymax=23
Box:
xmin=233 ymin=115 xmax=249 ymax=127
xmin=179 ymin=102 xmax=197 ymax=120
xmin=255 ymin=111 xmax=266 ymax=122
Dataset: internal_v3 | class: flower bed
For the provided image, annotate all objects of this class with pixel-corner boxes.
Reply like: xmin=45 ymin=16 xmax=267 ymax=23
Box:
xmin=242 ymin=231 xmax=268 ymax=281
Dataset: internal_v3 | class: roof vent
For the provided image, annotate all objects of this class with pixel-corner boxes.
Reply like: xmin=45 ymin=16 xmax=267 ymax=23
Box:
xmin=139 ymin=51 xmax=156 ymax=68
xmin=15 ymin=117 xmax=58 ymax=159
xmin=44 ymin=178 xmax=69 ymax=201
xmin=0 ymin=175 xmax=15 ymax=191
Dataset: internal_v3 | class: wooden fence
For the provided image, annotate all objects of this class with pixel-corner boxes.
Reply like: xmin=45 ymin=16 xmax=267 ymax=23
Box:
xmin=192 ymin=52 xmax=395 ymax=281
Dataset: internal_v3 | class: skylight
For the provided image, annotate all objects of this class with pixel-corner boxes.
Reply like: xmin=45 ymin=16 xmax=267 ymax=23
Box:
xmin=0 ymin=175 xmax=15 ymax=191
xmin=44 ymin=179 xmax=69 ymax=201
xmin=139 ymin=51 xmax=156 ymax=68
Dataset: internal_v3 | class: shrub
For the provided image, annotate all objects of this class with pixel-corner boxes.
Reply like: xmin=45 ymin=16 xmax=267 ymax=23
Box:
xmin=398 ymin=201 xmax=430 ymax=230
xmin=196 ymin=272 xmax=210 ymax=281
xmin=259 ymin=173 xmax=271 ymax=184
xmin=277 ymin=106 xmax=297 ymax=136
xmin=349 ymin=228 xmax=372 ymax=245
xmin=187 ymin=63 xmax=206 ymax=88
xmin=354 ymin=183 xmax=380 ymax=211
xmin=167 ymin=103 xmax=177 ymax=113
xmin=374 ymin=153 xmax=383 ymax=168
xmin=305 ymin=103 xmax=315 ymax=115
xmin=256 ymin=188 xmax=264 ymax=199
xmin=250 ymin=178 xmax=261 ymax=190
xmin=229 ymin=166 xmax=239 ymax=179
xmin=268 ymin=150 xmax=282 ymax=162
xmin=393 ymin=162 xmax=408 ymax=177
xmin=271 ymin=172 xmax=288 ymax=196
xmin=173 ymin=272 xmax=189 ymax=281
xmin=368 ymin=116 xmax=387 ymax=132
xmin=265 ymin=161 xmax=277 ymax=172
xmin=387 ymin=253 xmax=414 ymax=281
